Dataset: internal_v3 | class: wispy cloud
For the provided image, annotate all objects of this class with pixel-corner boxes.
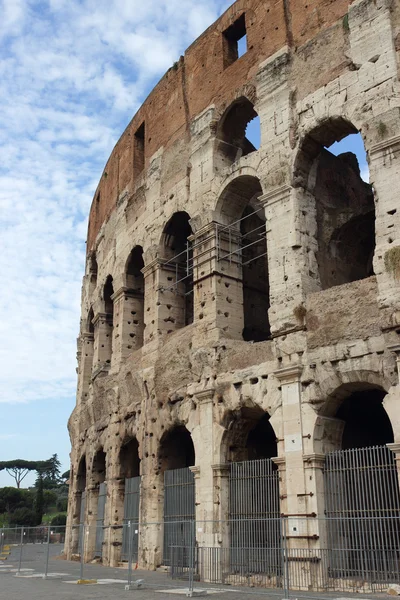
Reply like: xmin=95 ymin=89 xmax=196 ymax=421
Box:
xmin=0 ymin=0 xmax=232 ymax=405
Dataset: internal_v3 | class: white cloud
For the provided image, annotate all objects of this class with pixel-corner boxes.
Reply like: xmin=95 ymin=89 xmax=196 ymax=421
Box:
xmin=0 ymin=0 xmax=231 ymax=406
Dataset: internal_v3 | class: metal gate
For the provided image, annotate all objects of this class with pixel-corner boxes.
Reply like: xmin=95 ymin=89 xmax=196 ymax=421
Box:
xmin=229 ymin=459 xmax=281 ymax=574
xmin=122 ymin=476 xmax=141 ymax=561
xmin=163 ymin=467 xmax=195 ymax=566
xmin=94 ymin=482 xmax=107 ymax=557
xmin=324 ymin=445 xmax=400 ymax=583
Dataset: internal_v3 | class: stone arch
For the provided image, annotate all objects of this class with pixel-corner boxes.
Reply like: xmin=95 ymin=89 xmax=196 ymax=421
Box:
xmin=293 ymin=117 xmax=375 ymax=290
xmin=159 ymin=212 xmax=193 ymax=327
xmin=91 ymin=447 xmax=106 ymax=486
xmin=313 ymin=375 xmax=394 ymax=454
xmin=86 ymin=307 xmax=94 ymax=334
xmin=214 ymin=96 xmax=260 ymax=170
xmin=119 ymin=437 xmax=141 ymax=479
xmin=220 ymin=404 xmax=277 ymax=464
xmin=77 ymin=455 xmax=87 ymax=493
xmin=158 ymin=424 xmax=195 ymax=473
xmin=214 ymin=175 xmax=270 ymax=341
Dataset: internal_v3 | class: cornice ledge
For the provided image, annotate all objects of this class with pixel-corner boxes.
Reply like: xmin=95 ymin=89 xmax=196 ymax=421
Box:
xmin=273 ymin=364 xmax=303 ymax=383
xmin=259 ymin=185 xmax=292 ymax=207
xmin=370 ymin=134 xmax=400 ymax=156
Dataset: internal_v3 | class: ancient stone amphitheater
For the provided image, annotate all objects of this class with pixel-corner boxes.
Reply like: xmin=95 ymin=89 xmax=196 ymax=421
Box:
xmin=66 ymin=0 xmax=400 ymax=592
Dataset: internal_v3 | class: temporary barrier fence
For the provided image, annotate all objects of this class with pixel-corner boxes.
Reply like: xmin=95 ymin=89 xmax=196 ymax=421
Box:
xmin=1 ymin=517 xmax=399 ymax=596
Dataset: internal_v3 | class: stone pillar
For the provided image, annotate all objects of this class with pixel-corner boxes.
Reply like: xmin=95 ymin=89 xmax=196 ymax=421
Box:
xmin=369 ymin=134 xmax=400 ymax=311
xmin=261 ymin=186 xmax=319 ymax=336
xmin=92 ymin=312 xmax=113 ymax=369
xmin=211 ymin=464 xmax=230 ymax=549
xmin=191 ymin=389 xmax=216 ymax=547
xmin=84 ymin=483 xmax=99 ymax=562
xmin=191 ymin=222 xmax=244 ymax=341
xmin=76 ymin=332 xmax=94 ymax=405
xmin=142 ymin=258 xmax=187 ymax=349
xmin=274 ymin=366 xmax=332 ymax=590
xmin=387 ymin=443 xmax=400 ymax=497
xmin=137 ymin=451 xmax=164 ymax=569
xmin=111 ymin=287 xmax=144 ymax=367
xmin=104 ymin=477 xmax=125 ymax=567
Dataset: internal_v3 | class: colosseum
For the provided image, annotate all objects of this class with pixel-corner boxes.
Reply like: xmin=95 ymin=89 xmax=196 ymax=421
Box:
xmin=66 ymin=0 xmax=400 ymax=592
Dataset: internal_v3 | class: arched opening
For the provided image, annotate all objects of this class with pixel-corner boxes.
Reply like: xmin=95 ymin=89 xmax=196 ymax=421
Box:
xmin=92 ymin=449 xmax=107 ymax=559
xmin=80 ymin=307 xmax=95 ymax=402
xmin=215 ymin=97 xmax=260 ymax=169
xmin=159 ymin=425 xmax=195 ymax=566
xmin=160 ymin=212 xmax=193 ymax=328
xmin=102 ymin=276 xmax=114 ymax=364
xmin=87 ymin=307 xmax=94 ymax=335
xmin=88 ymin=252 xmax=98 ymax=294
xmin=217 ymin=176 xmax=270 ymax=341
xmin=222 ymin=407 xmax=280 ymax=575
xmin=125 ymin=246 xmax=145 ymax=349
xmin=294 ymin=119 xmax=375 ymax=290
xmin=120 ymin=438 xmax=141 ymax=562
xmin=321 ymin=385 xmax=400 ymax=583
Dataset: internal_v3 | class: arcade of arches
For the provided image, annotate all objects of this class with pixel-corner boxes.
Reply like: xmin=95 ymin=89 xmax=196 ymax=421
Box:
xmin=67 ymin=0 xmax=400 ymax=592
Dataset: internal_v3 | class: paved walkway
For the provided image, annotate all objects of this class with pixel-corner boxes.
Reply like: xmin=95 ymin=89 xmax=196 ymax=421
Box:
xmin=0 ymin=543 xmax=388 ymax=600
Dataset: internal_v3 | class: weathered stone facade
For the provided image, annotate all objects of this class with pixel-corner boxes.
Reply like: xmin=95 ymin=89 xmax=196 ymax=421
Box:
xmin=66 ymin=0 xmax=400 ymax=583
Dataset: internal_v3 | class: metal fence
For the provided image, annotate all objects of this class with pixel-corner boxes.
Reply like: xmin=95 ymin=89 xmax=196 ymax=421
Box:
xmin=1 ymin=518 xmax=400 ymax=596
xmin=163 ymin=467 xmax=195 ymax=566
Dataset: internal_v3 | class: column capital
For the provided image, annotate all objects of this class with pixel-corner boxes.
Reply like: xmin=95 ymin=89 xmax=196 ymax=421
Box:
xmin=211 ymin=463 xmax=230 ymax=477
xmin=111 ymin=286 xmax=143 ymax=302
xmin=273 ymin=364 xmax=303 ymax=383
xmin=81 ymin=332 xmax=94 ymax=342
xmin=387 ymin=442 xmax=400 ymax=456
xmin=259 ymin=185 xmax=292 ymax=208
xmin=194 ymin=388 xmax=215 ymax=404
xmin=303 ymin=453 xmax=326 ymax=469
xmin=92 ymin=312 xmax=109 ymax=327
xmin=271 ymin=456 xmax=286 ymax=470
xmin=387 ymin=344 xmax=400 ymax=356
xmin=189 ymin=465 xmax=200 ymax=478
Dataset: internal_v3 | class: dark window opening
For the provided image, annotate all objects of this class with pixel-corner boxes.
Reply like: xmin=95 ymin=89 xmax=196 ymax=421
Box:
xmin=215 ymin=98 xmax=259 ymax=168
xmin=241 ymin=206 xmax=270 ymax=342
xmin=87 ymin=307 xmax=94 ymax=335
xmin=92 ymin=449 xmax=106 ymax=486
xmin=120 ymin=438 xmax=140 ymax=479
xmin=336 ymin=389 xmax=393 ymax=450
xmin=103 ymin=276 xmax=114 ymax=363
xmin=158 ymin=425 xmax=195 ymax=473
xmin=294 ymin=121 xmax=375 ymax=290
xmin=77 ymin=456 xmax=87 ymax=493
xmin=223 ymin=13 xmax=247 ymax=68
xmin=217 ymin=176 xmax=270 ymax=342
xmin=162 ymin=212 xmax=193 ymax=327
xmin=134 ymin=122 xmax=145 ymax=178
xmin=224 ymin=407 xmax=277 ymax=463
xmin=126 ymin=246 xmax=144 ymax=292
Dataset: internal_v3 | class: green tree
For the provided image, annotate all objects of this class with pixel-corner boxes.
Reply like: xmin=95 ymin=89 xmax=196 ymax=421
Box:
xmin=0 ymin=460 xmax=38 ymax=488
xmin=34 ymin=474 xmax=44 ymax=525
xmin=9 ymin=508 xmax=37 ymax=527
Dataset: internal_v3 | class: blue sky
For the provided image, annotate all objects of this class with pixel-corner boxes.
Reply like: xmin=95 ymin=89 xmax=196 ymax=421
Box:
xmin=0 ymin=0 xmax=369 ymax=489
xmin=0 ymin=0 xmax=233 ymax=487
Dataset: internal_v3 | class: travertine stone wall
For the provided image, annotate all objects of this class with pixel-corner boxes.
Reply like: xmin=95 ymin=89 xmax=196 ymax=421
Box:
xmin=66 ymin=0 xmax=400 ymax=576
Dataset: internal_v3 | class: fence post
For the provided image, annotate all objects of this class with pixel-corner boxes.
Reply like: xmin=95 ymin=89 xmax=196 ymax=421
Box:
xmin=127 ymin=521 xmax=133 ymax=588
xmin=281 ymin=517 xmax=290 ymax=600
xmin=17 ymin=526 xmax=24 ymax=575
xmin=79 ymin=524 xmax=85 ymax=581
xmin=186 ymin=520 xmax=195 ymax=597
xmin=43 ymin=526 xmax=51 ymax=579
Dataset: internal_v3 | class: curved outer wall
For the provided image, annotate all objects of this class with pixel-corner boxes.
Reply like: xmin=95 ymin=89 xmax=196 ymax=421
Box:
xmin=67 ymin=0 xmax=400 ymax=580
